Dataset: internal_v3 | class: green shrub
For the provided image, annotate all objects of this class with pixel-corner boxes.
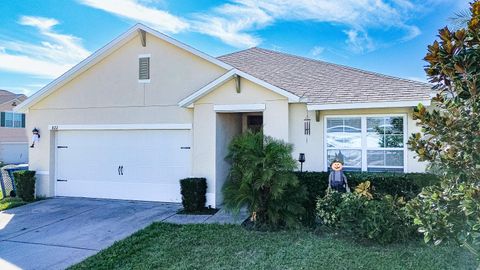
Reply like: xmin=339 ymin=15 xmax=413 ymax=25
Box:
xmin=297 ymin=171 xmax=440 ymax=225
xmin=179 ymin=178 xmax=207 ymax=212
xmin=13 ymin=170 xmax=36 ymax=202
xmin=316 ymin=189 xmax=416 ymax=244
xmin=316 ymin=190 xmax=343 ymax=226
xmin=223 ymin=131 xmax=307 ymax=229
xmin=338 ymin=194 xmax=415 ymax=244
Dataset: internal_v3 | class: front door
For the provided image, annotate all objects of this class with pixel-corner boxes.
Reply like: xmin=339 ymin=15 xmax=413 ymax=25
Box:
xmin=246 ymin=115 xmax=263 ymax=132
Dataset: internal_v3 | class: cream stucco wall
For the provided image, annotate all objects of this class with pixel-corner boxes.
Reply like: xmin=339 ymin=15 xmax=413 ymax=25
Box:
xmin=215 ymin=113 xmax=242 ymax=205
xmin=193 ymin=78 xmax=289 ymax=206
xmin=289 ymin=104 xmax=427 ymax=173
xmin=26 ymin=32 xmax=227 ymax=197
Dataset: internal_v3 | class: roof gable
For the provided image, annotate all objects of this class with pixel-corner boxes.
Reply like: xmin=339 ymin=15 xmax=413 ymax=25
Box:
xmin=178 ymin=69 xmax=300 ymax=107
xmin=15 ymin=24 xmax=232 ymax=112
xmin=0 ymin=90 xmax=26 ymax=105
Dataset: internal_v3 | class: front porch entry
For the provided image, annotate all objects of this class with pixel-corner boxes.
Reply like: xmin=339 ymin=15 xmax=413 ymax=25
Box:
xmin=215 ymin=112 xmax=263 ymax=205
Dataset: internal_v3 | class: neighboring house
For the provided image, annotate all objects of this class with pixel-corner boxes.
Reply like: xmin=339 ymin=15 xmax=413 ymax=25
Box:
xmin=0 ymin=90 xmax=28 ymax=164
xmin=15 ymin=24 xmax=431 ymax=207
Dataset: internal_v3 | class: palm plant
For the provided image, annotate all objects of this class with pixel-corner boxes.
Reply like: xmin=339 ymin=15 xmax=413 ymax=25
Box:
xmin=223 ymin=131 xmax=306 ymax=229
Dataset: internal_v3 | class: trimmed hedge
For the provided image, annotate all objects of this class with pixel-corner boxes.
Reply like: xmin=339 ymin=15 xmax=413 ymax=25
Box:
xmin=13 ymin=170 xmax=36 ymax=202
xmin=180 ymin=177 xmax=207 ymax=212
xmin=295 ymin=171 xmax=440 ymax=226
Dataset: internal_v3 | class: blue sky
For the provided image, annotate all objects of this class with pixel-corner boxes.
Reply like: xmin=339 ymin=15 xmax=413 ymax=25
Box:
xmin=0 ymin=0 xmax=470 ymax=96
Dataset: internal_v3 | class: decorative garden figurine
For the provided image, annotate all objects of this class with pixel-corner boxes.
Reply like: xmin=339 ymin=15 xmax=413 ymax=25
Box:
xmin=328 ymin=160 xmax=350 ymax=193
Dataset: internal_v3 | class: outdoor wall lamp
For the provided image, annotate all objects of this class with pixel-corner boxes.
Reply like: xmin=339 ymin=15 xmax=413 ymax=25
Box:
xmin=298 ymin=153 xmax=306 ymax=172
xmin=31 ymin=128 xmax=40 ymax=148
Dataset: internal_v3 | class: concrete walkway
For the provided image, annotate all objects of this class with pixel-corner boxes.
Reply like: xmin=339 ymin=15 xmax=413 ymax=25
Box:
xmin=0 ymin=197 xmax=248 ymax=270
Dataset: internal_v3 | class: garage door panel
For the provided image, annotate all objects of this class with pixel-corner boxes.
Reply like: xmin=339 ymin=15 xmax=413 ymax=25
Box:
xmin=57 ymin=180 xmax=182 ymax=202
xmin=55 ymin=129 xmax=191 ymax=202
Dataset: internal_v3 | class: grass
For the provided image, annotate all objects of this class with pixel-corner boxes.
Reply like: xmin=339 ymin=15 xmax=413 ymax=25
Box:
xmin=0 ymin=197 xmax=28 ymax=211
xmin=70 ymin=223 xmax=477 ymax=270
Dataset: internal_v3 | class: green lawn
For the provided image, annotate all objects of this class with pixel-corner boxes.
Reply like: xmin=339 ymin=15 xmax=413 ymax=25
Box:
xmin=70 ymin=223 xmax=476 ymax=270
xmin=0 ymin=197 xmax=27 ymax=211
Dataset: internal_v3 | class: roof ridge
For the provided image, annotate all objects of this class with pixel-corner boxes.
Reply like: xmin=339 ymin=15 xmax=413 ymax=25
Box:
xmin=236 ymin=47 xmax=432 ymax=87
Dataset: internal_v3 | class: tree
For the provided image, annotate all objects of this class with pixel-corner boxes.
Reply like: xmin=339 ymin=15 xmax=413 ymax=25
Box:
xmin=407 ymin=1 xmax=480 ymax=262
xmin=222 ymin=131 xmax=306 ymax=229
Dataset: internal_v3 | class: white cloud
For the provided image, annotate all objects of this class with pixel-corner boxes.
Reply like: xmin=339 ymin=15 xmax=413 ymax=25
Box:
xmin=0 ymin=16 xmax=90 ymax=78
xmin=191 ymin=0 xmax=427 ymax=51
xmin=343 ymin=30 xmax=375 ymax=54
xmin=401 ymin=25 xmax=422 ymax=41
xmin=310 ymin=46 xmax=325 ymax=57
xmin=192 ymin=1 xmax=272 ymax=47
xmin=76 ymin=0 xmax=432 ymax=51
xmin=78 ymin=0 xmax=189 ymax=33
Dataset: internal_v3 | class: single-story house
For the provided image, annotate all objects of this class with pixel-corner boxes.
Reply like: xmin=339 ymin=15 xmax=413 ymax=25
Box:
xmin=0 ymin=90 xmax=28 ymax=164
xmin=15 ymin=24 xmax=431 ymax=207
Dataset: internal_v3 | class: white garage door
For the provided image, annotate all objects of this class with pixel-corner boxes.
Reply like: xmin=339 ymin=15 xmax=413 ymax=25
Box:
xmin=55 ymin=129 xmax=192 ymax=202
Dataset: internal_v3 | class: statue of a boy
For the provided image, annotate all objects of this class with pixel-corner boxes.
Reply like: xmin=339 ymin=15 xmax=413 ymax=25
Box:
xmin=328 ymin=160 xmax=350 ymax=193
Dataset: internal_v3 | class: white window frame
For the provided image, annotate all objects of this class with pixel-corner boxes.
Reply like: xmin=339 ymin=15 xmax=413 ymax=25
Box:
xmin=138 ymin=54 xmax=151 ymax=83
xmin=324 ymin=114 xmax=407 ymax=173
xmin=3 ymin=112 xmax=24 ymax=128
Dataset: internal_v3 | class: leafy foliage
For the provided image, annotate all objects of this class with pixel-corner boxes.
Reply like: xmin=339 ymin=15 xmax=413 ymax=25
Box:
xmin=337 ymin=193 xmax=415 ymax=244
xmin=317 ymin=183 xmax=415 ymax=244
xmin=316 ymin=190 xmax=343 ymax=227
xmin=407 ymin=1 xmax=480 ymax=261
xmin=179 ymin=178 xmax=207 ymax=212
xmin=13 ymin=170 xmax=36 ymax=202
xmin=222 ymin=131 xmax=307 ymax=229
xmin=355 ymin=181 xmax=374 ymax=200
xmin=297 ymin=171 xmax=440 ymax=226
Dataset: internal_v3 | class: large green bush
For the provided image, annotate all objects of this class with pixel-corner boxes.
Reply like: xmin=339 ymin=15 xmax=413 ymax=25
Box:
xmin=339 ymin=194 xmax=415 ymax=244
xmin=406 ymin=1 xmax=480 ymax=261
xmin=13 ymin=170 xmax=36 ymax=202
xmin=317 ymin=190 xmax=416 ymax=244
xmin=223 ymin=131 xmax=307 ymax=229
xmin=180 ymin=178 xmax=207 ymax=212
xmin=297 ymin=171 xmax=440 ymax=226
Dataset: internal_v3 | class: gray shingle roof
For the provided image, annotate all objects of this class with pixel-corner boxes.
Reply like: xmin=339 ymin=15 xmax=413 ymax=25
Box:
xmin=0 ymin=90 xmax=27 ymax=105
xmin=218 ymin=47 xmax=431 ymax=105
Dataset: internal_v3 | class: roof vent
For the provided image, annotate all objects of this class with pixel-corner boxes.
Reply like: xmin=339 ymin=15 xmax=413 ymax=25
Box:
xmin=138 ymin=54 xmax=150 ymax=83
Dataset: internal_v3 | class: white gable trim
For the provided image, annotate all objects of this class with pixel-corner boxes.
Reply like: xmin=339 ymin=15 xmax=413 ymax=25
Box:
xmin=178 ymin=70 xmax=236 ymax=107
xmin=178 ymin=69 xmax=300 ymax=107
xmin=307 ymin=100 xmax=431 ymax=111
xmin=15 ymin=24 xmax=232 ymax=113
xmin=214 ymin=104 xmax=266 ymax=112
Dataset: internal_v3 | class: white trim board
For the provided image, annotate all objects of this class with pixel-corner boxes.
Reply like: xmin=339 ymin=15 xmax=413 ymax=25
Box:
xmin=48 ymin=124 xmax=192 ymax=131
xmin=214 ymin=104 xmax=265 ymax=112
xmin=14 ymin=23 xmax=232 ymax=113
xmin=178 ymin=69 xmax=300 ymax=107
xmin=307 ymin=100 xmax=431 ymax=111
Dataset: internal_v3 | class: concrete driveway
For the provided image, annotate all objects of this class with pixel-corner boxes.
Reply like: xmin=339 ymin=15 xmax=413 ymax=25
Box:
xmin=0 ymin=197 xmax=181 ymax=270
